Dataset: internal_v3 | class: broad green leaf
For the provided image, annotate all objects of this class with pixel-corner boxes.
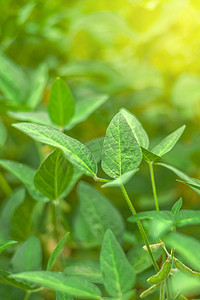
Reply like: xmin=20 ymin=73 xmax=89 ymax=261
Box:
xmin=56 ymin=291 xmax=73 ymax=300
xmin=128 ymin=210 xmax=174 ymax=223
xmin=34 ymin=149 xmax=73 ymax=200
xmin=176 ymin=210 xmax=200 ymax=227
xmin=12 ymin=123 xmax=97 ymax=177
xmin=0 ymin=240 xmax=17 ymax=254
xmin=64 ymin=260 xmax=103 ymax=284
xmin=164 ymin=232 xmax=200 ymax=271
xmin=0 ymin=160 xmax=48 ymax=202
xmin=0 ymin=188 xmax=25 ymax=239
xmin=62 ymin=168 xmax=83 ymax=198
xmin=100 ymin=229 xmax=136 ymax=297
xmin=101 ymin=113 xmax=142 ymax=178
xmin=102 ymin=169 xmax=139 ymax=188
xmin=12 ymin=272 xmax=102 ymax=299
xmin=0 ymin=118 xmax=7 ymax=149
xmin=141 ymin=147 xmax=161 ymax=162
xmin=10 ymin=192 xmax=36 ymax=241
xmin=77 ymin=182 xmax=125 ymax=245
xmin=27 ymin=63 xmax=48 ymax=108
xmin=0 ymin=50 xmax=28 ymax=104
xmin=47 ymin=233 xmax=69 ymax=271
xmin=120 ymin=108 xmax=149 ymax=148
xmin=0 ymin=270 xmax=34 ymax=291
xmin=8 ymin=111 xmax=54 ymax=127
xmin=171 ymin=272 xmax=200 ymax=296
xmin=11 ymin=236 xmax=42 ymax=273
xmin=171 ymin=198 xmax=183 ymax=216
xmin=65 ymin=95 xmax=108 ymax=130
xmin=156 ymin=162 xmax=200 ymax=195
xmin=151 ymin=125 xmax=185 ymax=157
xmin=48 ymin=78 xmax=74 ymax=127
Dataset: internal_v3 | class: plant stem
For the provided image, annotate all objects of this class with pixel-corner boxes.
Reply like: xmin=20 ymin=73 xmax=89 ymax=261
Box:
xmin=0 ymin=172 xmax=12 ymax=197
xmin=120 ymin=184 xmax=159 ymax=272
xmin=51 ymin=201 xmax=59 ymax=241
xmin=149 ymin=162 xmax=159 ymax=211
xmin=24 ymin=291 xmax=30 ymax=300
xmin=94 ymin=176 xmax=110 ymax=183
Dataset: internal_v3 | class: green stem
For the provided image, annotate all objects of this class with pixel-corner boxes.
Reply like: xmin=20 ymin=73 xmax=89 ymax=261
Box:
xmin=51 ymin=201 xmax=59 ymax=241
xmin=0 ymin=172 xmax=12 ymax=197
xmin=24 ymin=291 xmax=30 ymax=300
xmin=120 ymin=184 xmax=159 ymax=272
xmin=94 ymin=176 xmax=110 ymax=183
xmin=149 ymin=162 xmax=159 ymax=211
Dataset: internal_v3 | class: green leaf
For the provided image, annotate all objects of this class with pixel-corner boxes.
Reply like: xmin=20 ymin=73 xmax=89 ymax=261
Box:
xmin=176 ymin=210 xmax=200 ymax=227
xmin=12 ymin=272 xmax=102 ymax=299
xmin=47 ymin=233 xmax=69 ymax=271
xmin=48 ymin=78 xmax=75 ymax=127
xmin=177 ymin=179 xmax=200 ymax=191
xmin=156 ymin=163 xmax=200 ymax=195
xmin=102 ymin=169 xmax=139 ymax=188
xmin=65 ymin=95 xmax=108 ymax=130
xmin=0 ymin=270 xmax=34 ymax=291
xmin=77 ymin=182 xmax=125 ymax=245
xmin=120 ymin=108 xmax=149 ymax=148
xmin=0 ymin=240 xmax=17 ymax=254
xmin=171 ymin=198 xmax=183 ymax=216
xmin=151 ymin=125 xmax=185 ymax=157
xmin=0 ymin=160 xmax=48 ymax=202
xmin=164 ymin=232 xmax=200 ymax=271
xmin=11 ymin=236 xmax=42 ymax=273
xmin=101 ymin=113 xmax=142 ymax=178
xmin=103 ymin=290 xmax=135 ymax=300
xmin=0 ymin=118 xmax=7 ymax=149
xmin=100 ymin=229 xmax=136 ymax=297
xmin=64 ymin=260 xmax=103 ymax=284
xmin=8 ymin=111 xmax=54 ymax=127
xmin=34 ymin=149 xmax=73 ymax=200
xmin=12 ymin=123 xmax=97 ymax=177
xmin=141 ymin=147 xmax=161 ymax=162
xmin=10 ymin=192 xmax=36 ymax=241
xmin=128 ymin=210 xmax=174 ymax=223
xmin=56 ymin=291 xmax=74 ymax=300
xmin=27 ymin=63 xmax=48 ymax=108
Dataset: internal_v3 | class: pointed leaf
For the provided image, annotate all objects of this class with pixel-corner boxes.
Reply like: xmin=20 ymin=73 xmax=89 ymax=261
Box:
xmin=177 ymin=179 xmax=200 ymax=191
xmin=128 ymin=210 xmax=174 ymax=223
xmin=100 ymin=229 xmax=136 ymax=297
xmin=0 ymin=240 xmax=17 ymax=254
xmin=47 ymin=233 xmax=69 ymax=271
xmin=12 ymin=123 xmax=97 ymax=177
xmin=34 ymin=149 xmax=73 ymax=200
xmin=48 ymin=78 xmax=74 ymax=127
xmin=120 ymin=108 xmax=149 ymax=148
xmin=65 ymin=95 xmax=108 ymax=130
xmin=11 ymin=236 xmax=42 ymax=273
xmin=12 ymin=272 xmax=102 ymax=299
xmin=0 ymin=270 xmax=34 ymax=291
xmin=102 ymin=113 xmax=142 ymax=178
xmin=152 ymin=125 xmax=185 ymax=157
xmin=171 ymin=198 xmax=183 ymax=216
xmin=102 ymin=169 xmax=139 ymax=188
xmin=64 ymin=260 xmax=103 ymax=284
xmin=56 ymin=291 xmax=73 ymax=300
xmin=77 ymin=182 xmax=125 ymax=244
xmin=8 ymin=111 xmax=54 ymax=127
xmin=176 ymin=210 xmax=200 ymax=227
xmin=141 ymin=147 xmax=161 ymax=162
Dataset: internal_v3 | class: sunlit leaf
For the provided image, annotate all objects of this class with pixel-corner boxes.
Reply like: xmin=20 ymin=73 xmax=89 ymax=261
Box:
xmin=102 ymin=169 xmax=139 ymax=188
xmin=0 ymin=240 xmax=17 ymax=254
xmin=0 ymin=270 xmax=34 ymax=291
xmin=141 ymin=147 xmax=161 ymax=162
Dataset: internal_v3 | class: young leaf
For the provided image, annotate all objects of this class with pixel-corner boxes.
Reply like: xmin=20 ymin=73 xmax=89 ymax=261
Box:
xmin=12 ymin=123 xmax=97 ymax=177
xmin=101 ymin=113 xmax=142 ymax=178
xmin=56 ymin=291 xmax=73 ymax=300
xmin=78 ymin=182 xmax=125 ymax=244
xmin=11 ymin=236 xmax=42 ymax=273
xmin=0 ymin=270 xmax=34 ymax=291
xmin=100 ymin=229 xmax=136 ymax=297
xmin=102 ymin=169 xmax=139 ymax=188
xmin=141 ymin=147 xmax=161 ymax=163
xmin=64 ymin=260 xmax=103 ymax=284
xmin=65 ymin=95 xmax=108 ymax=130
xmin=8 ymin=111 xmax=53 ymax=127
xmin=0 ymin=118 xmax=7 ymax=149
xmin=12 ymin=272 xmax=102 ymax=299
xmin=0 ymin=160 xmax=48 ymax=202
xmin=47 ymin=232 xmax=69 ymax=271
xmin=171 ymin=198 xmax=183 ymax=216
xmin=48 ymin=78 xmax=75 ymax=127
xmin=34 ymin=149 xmax=73 ymax=200
xmin=120 ymin=108 xmax=149 ymax=149
xmin=151 ymin=125 xmax=185 ymax=157
xmin=0 ymin=240 xmax=17 ymax=254
xmin=156 ymin=162 xmax=200 ymax=195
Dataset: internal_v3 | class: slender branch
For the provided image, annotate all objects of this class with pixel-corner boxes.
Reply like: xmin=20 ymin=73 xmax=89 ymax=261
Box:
xmin=24 ymin=291 xmax=30 ymax=300
xmin=149 ymin=162 xmax=159 ymax=211
xmin=94 ymin=176 xmax=110 ymax=183
xmin=120 ymin=184 xmax=159 ymax=272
